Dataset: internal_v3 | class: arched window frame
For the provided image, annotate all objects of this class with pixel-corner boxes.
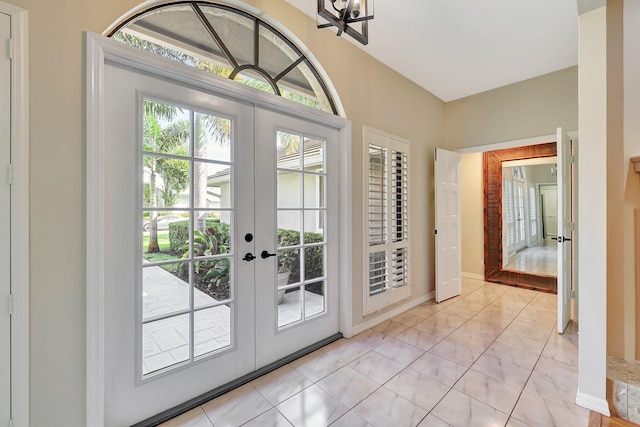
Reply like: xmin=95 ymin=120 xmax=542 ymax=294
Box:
xmin=106 ymin=1 xmax=340 ymax=115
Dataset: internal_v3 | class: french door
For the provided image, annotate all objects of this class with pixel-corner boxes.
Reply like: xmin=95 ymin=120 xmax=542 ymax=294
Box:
xmin=513 ymin=181 xmax=527 ymax=251
xmin=101 ymin=60 xmax=339 ymax=425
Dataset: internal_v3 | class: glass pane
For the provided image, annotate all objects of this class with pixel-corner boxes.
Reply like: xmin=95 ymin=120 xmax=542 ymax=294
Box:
xmin=277 ymin=248 xmax=300 ymax=284
xmin=142 ymin=313 xmax=190 ymax=376
xmin=201 ymin=6 xmax=255 ymax=66
xmin=143 ymin=101 xmax=190 ymax=156
xmin=304 ymin=210 xmax=325 ymax=244
xmin=142 ymin=263 xmax=190 ymax=320
xmin=234 ymin=69 xmax=276 ymax=94
xmin=258 ymin=23 xmax=300 ymax=78
xmin=278 ymin=171 xmax=302 ymax=208
xmin=304 ymin=175 xmax=325 ymax=208
xmin=144 ymin=156 xmax=190 ymax=209
xmin=278 ymin=285 xmax=302 ymax=327
xmin=194 ymin=306 xmax=231 ymax=357
xmin=277 ymin=131 xmax=301 ymax=170
xmin=193 ymin=257 xmax=231 ymax=305
xmin=303 ymin=137 xmax=324 ymax=172
xmin=194 ymin=112 xmax=232 ymax=162
xmin=142 ymin=211 xmax=189 ymax=261
xmin=280 ymin=60 xmax=331 ymax=113
xmin=305 ymin=281 xmax=325 ymax=318
xmin=192 ymin=212 xmax=232 ymax=257
xmin=304 ymin=245 xmax=324 ymax=281
xmin=278 ymin=210 xmax=301 ymax=237
xmin=194 ymin=161 xmax=231 ymax=209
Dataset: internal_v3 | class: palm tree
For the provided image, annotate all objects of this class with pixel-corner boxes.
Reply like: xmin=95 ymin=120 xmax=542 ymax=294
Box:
xmin=144 ymin=108 xmax=189 ymax=253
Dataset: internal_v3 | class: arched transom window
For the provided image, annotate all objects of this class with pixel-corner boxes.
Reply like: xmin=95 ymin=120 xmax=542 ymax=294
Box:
xmin=109 ymin=1 xmax=338 ymax=115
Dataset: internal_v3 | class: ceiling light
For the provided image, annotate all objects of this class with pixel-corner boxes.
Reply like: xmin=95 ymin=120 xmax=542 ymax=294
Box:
xmin=316 ymin=0 xmax=374 ymax=45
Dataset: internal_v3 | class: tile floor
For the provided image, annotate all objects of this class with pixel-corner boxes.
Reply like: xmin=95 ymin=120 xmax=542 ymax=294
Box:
xmin=158 ymin=278 xmax=589 ymax=427
xmin=505 ymin=240 xmax=558 ymax=276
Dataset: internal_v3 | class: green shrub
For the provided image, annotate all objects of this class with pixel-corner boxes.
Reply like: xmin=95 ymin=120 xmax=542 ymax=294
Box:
xmin=168 ymin=219 xmax=227 ymax=254
xmin=277 ymin=229 xmax=324 ymax=284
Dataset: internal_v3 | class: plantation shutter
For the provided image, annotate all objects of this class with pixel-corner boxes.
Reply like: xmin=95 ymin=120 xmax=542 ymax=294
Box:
xmin=528 ymin=185 xmax=538 ymax=241
xmin=364 ymin=128 xmax=410 ymax=313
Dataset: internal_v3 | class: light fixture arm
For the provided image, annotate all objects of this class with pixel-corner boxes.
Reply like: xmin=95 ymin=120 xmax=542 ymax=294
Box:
xmin=317 ymin=0 xmax=373 ymax=45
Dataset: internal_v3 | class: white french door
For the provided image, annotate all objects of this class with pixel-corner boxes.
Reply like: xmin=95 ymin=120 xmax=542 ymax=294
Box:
xmin=434 ymin=148 xmax=461 ymax=303
xmin=100 ymin=59 xmax=339 ymax=425
xmin=254 ymin=108 xmax=339 ymax=368
xmin=0 ymin=11 xmax=10 ymax=427
xmin=557 ymin=128 xmax=573 ymax=333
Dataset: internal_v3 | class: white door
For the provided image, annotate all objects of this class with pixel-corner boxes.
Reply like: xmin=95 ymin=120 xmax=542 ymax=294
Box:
xmin=100 ymin=62 xmax=341 ymax=425
xmin=435 ymin=148 xmax=461 ymax=302
xmin=540 ymin=185 xmax=558 ymax=239
xmin=557 ymin=128 xmax=573 ymax=333
xmin=254 ymin=108 xmax=340 ymax=368
xmin=0 ymin=11 xmax=11 ymax=427
xmin=102 ymin=63 xmax=257 ymax=426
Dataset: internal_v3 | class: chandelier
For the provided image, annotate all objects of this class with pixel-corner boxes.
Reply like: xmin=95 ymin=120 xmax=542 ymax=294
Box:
xmin=316 ymin=0 xmax=374 ymax=45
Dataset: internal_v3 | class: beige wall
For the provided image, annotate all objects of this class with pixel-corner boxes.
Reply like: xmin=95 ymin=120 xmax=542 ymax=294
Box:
xmin=460 ymin=153 xmax=484 ymax=276
xmin=4 ymin=0 xmax=444 ymax=424
xmin=445 ymin=67 xmax=578 ymax=150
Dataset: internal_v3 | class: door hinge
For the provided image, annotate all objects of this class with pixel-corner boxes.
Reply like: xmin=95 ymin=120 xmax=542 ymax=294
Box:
xmin=8 ymin=294 xmax=13 ymax=315
xmin=6 ymin=164 xmax=13 ymax=185
xmin=434 ymin=229 xmax=438 ymax=235
xmin=8 ymin=418 xmax=14 ymax=427
xmin=6 ymin=38 xmax=12 ymax=60
xmin=571 ymin=290 xmax=576 ymax=298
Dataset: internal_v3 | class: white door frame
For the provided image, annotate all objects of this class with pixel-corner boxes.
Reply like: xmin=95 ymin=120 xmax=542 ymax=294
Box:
xmin=85 ymin=32 xmax=351 ymax=427
xmin=0 ymin=2 xmax=29 ymax=426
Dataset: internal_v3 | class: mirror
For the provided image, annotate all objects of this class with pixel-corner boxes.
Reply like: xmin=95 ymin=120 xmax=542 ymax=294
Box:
xmin=484 ymin=142 xmax=557 ymax=292
xmin=501 ymin=160 xmax=558 ymax=277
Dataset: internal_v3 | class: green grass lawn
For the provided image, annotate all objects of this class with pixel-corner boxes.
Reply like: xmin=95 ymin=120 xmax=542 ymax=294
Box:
xmin=142 ymin=231 xmax=177 ymax=263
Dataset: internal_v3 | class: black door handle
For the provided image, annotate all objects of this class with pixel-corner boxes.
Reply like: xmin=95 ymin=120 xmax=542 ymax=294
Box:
xmin=558 ymin=236 xmax=572 ymax=243
xmin=551 ymin=237 xmax=558 ymax=241
xmin=243 ymin=253 xmax=256 ymax=262
xmin=261 ymin=250 xmax=277 ymax=259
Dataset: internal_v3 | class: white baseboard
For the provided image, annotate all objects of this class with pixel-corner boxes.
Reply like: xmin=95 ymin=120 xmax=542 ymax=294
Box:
xmin=575 ymin=391 xmax=610 ymax=416
xmin=342 ymin=291 xmax=435 ymax=338
xmin=462 ymin=272 xmax=484 ymax=280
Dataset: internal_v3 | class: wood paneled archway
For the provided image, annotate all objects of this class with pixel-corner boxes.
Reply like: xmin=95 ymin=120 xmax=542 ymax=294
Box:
xmin=484 ymin=142 xmax=558 ymax=293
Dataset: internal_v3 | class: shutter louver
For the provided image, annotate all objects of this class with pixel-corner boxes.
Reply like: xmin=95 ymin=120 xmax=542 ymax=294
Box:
xmin=368 ymin=145 xmax=386 ymax=246
xmin=391 ymin=247 xmax=408 ymax=288
xmin=368 ymin=251 xmax=387 ymax=296
xmin=391 ymin=150 xmax=408 ymax=243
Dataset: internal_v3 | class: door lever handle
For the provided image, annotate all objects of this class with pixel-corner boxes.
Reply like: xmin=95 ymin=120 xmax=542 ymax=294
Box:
xmin=261 ymin=250 xmax=277 ymax=259
xmin=243 ymin=253 xmax=256 ymax=262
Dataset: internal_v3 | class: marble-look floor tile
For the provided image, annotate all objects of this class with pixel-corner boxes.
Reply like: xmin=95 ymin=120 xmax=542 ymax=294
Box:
xmin=541 ymin=341 xmax=578 ymax=366
xmin=276 ymin=384 xmax=348 ymax=427
xmin=322 ymin=338 xmax=374 ymax=364
xmin=417 ymin=414 xmax=453 ymax=426
xmin=428 ymin=312 xmax=468 ymax=328
xmin=348 ymin=351 xmax=405 ymax=384
xmin=289 ymin=349 xmax=346 ymax=383
xmin=409 ymin=352 xmax=467 ymax=387
xmin=201 ymin=383 xmax=272 ymax=427
xmin=445 ymin=328 xmax=495 ymax=353
xmin=251 ymin=365 xmax=313 ymax=405
xmin=439 ymin=304 xmax=478 ymax=319
xmin=506 ymin=417 xmax=532 ymax=427
xmin=316 ymin=366 xmax=379 ymax=409
xmin=428 ymin=339 xmax=483 ymax=368
xmin=431 ymin=389 xmax=509 ymax=427
xmin=407 ymin=303 xmax=441 ymax=318
xmin=471 ymin=311 xmax=514 ymax=329
xmin=507 ymin=319 xmax=554 ymax=341
xmin=413 ymin=319 xmax=457 ymax=338
xmin=533 ymin=355 xmax=579 ymax=386
xmin=353 ymin=386 xmax=428 ymax=427
xmin=374 ymin=338 xmax=425 ymax=366
xmin=241 ymin=408 xmax=293 ymax=427
xmin=371 ymin=320 xmax=409 ymax=337
xmin=157 ymin=407 xmax=213 ymax=427
xmin=511 ymin=391 xmax=590 ymax=427
xmin=455 ymin=320 xmax=503 ymax=340
xmin=471 ymin=354 xmax=532 ymax=388
xmin=497 ymin=330 xmax=547 ymax=355
xmin=384 ymin=368 xmax=450 ymax=411
xmin=395 ymin=328 xmax=442 ymax=351
xmin=523 ymin=370 xmax=578 ymax=407
xmin=328 ymin=410 xmax=374 ymax=427
xmin=484 ymin=340 xmax=540 ymax=370
xmin=391 ymin=312 xmax=425 ymax=328
xmin=453 ymin=369 xmax=521 ymax=414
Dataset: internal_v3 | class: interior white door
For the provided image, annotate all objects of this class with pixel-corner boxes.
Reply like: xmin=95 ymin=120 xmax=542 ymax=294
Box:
xmin=557 ymin=128 xmax=572 ymax=333
xmin=435 ymin=148 xmax=462 ymax=303
xmin=514 ymin=181 xmax=527 ymax=251
xmin=254 ymin=108 xmax=340 ymax=368
xmin=102 ymin=62 xmax=256 ymax=426
xmin=540 ymin=185 xmax=558 ymax=239
xmin=0 ymin=11 xmax=11 ymax=427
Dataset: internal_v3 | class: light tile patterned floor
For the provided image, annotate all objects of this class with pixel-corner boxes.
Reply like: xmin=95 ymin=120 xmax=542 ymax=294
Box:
xmin=505 ymin=240 xmax=558 ymax=276
xmin=159 ymin=278 xmax=588 ymax=427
